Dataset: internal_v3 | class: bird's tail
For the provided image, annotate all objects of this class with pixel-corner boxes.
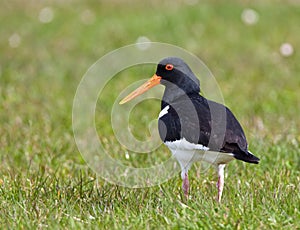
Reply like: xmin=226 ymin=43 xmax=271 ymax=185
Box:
xmin=234 ymin=150 xmax=260 ymax=164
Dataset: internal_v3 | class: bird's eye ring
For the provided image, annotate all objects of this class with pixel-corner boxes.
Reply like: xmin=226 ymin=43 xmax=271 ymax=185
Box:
xmin=165 ymin=64 xmax=174 ymax=71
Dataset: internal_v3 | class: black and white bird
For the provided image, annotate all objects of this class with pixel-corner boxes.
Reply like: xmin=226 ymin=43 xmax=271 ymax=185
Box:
xmin=120 ymin=57 xmax=259 ymax=202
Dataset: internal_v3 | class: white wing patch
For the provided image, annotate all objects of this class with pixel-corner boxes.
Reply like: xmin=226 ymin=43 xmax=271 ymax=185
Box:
xmin=158 ymin=105 xmax=170 ymax=119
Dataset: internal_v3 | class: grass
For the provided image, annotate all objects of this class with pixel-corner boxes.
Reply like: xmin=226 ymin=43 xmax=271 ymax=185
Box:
xmin=1 ymin=0 xmax=300 ymax=229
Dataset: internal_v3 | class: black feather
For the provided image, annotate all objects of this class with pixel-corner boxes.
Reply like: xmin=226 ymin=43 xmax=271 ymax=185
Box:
xmin=157 ymin=57 xmax=260 ymax=164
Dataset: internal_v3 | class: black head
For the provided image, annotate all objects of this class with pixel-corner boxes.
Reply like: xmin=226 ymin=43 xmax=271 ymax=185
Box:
xmin=119 ymin=57 xmax=201 ymax=105
xmin=156 ymin=57 xmax=200 ymax=95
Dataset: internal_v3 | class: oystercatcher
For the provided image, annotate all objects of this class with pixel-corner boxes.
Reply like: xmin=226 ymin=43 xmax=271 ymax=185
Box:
xmin=120 ymin=57 xmax=259 ymax=202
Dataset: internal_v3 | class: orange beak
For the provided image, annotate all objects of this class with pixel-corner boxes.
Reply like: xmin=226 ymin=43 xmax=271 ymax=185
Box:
xmin=119 ymin=74 xmax=162 ymax=104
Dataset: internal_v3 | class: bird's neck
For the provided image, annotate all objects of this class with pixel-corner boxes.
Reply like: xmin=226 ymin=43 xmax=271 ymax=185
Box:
xmin=162 ymin=86 xmax=200 ymax=109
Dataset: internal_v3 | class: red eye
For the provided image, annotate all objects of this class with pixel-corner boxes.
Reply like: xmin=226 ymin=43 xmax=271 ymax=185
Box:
xmin=165 ymin=64 xmax=174 ymax=71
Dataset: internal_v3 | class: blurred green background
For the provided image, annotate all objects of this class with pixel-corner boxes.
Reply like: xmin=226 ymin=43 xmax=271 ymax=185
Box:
xmin=0 ymin=0 xmax=299 ymax=229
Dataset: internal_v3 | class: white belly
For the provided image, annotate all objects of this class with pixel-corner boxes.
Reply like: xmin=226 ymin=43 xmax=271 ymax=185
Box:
xmin=164 ymin=138 xmax=234 ymax=170
xmin=171 ymin=148 xmax=234 ymax=166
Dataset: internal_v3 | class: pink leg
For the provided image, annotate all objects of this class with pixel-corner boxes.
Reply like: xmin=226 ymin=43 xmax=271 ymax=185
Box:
xmin=182 ymin=173 xmax=189 ymax=198
xmin=217 ymin=164 xmax=225 ymax=202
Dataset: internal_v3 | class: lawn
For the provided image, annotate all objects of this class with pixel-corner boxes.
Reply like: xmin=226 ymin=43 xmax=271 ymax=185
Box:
xmin=0 ymin=0 xmax=299 ymax=229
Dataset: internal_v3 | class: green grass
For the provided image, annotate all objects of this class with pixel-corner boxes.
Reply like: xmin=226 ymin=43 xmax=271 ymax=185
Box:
xmin=1 ymin=1 xmax=300 ymax=229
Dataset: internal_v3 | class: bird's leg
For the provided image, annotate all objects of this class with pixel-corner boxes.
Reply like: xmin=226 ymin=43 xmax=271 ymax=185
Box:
xmin=181 ymin=171 xmax=189 ymax=199
xmin=216 ymin=164 xmax=226 ymax=203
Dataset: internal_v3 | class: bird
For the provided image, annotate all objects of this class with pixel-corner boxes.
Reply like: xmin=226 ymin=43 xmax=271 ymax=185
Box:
xmin=119 ymin=57 xmax=259 ymax=202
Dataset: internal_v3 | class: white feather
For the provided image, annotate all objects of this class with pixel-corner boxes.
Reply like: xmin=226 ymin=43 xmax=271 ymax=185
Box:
xmin=158 ymin=105 xmax=170 ymax=119
xmin=165 ymin=137 xmax=209 ymax=151
xmin=164 ymin=138 xmax=234 ymax=174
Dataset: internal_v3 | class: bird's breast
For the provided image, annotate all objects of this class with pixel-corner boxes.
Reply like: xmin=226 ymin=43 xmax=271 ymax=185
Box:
xmin=158 ymin=105 xmax=181 ymax=142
